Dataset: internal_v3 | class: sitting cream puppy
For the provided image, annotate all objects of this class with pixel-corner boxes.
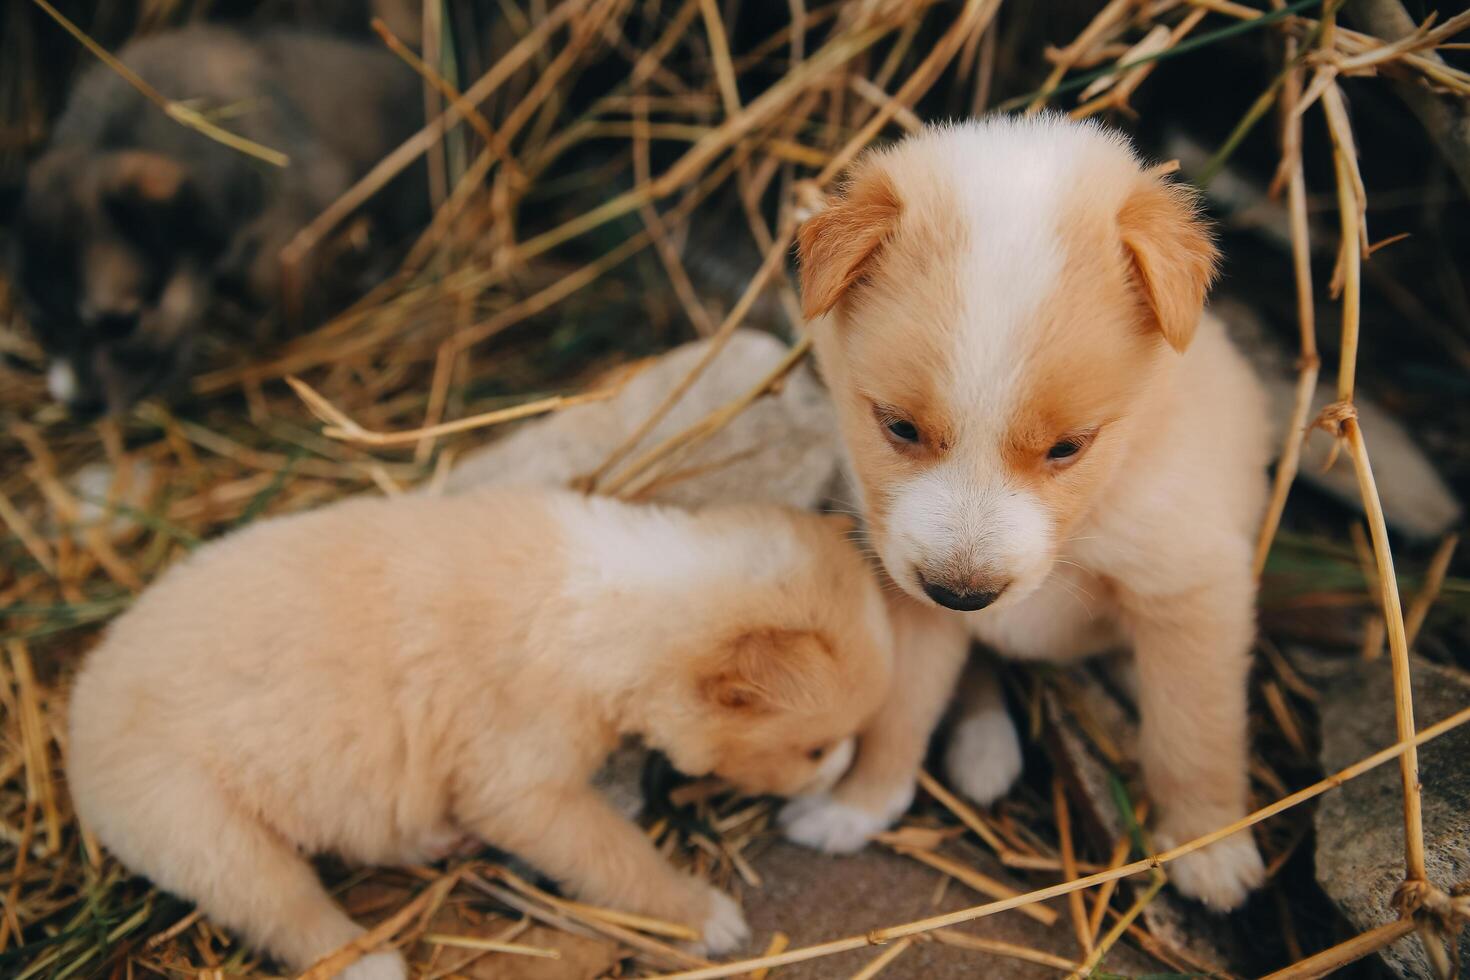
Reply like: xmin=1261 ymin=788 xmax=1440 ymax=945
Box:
xmin=68 ymin=489 xmax=892 ymax=978
xmin=783 ymin=115 xmax=1272 ymax=911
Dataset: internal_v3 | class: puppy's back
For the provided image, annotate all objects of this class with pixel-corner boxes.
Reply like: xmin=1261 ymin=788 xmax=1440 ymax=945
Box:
xmin=68 ymin=491 xmax=568 ymax=794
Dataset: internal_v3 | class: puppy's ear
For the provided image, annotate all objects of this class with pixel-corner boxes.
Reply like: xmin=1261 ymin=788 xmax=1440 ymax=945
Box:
xmin=1117 ymin=176 xmax=1218 ymax=353
xmin=700 ymin=628 xmax=833 ymax=713
xmin=797 ymin=168 xmax=901 ymax=320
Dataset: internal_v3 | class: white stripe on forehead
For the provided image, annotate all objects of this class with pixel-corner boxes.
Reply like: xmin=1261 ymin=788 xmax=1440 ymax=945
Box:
xmin=884 ymin=117 xmax=1138 ymax=443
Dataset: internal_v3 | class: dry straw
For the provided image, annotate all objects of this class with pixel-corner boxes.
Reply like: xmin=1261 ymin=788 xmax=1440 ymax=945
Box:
xmin=2 ymin=0 xmax=1469 ymax=977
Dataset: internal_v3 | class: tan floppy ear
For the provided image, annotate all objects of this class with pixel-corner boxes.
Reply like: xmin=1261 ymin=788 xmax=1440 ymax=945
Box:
xmin=797 ymin=169 xmax=901 ymax=320
xmin=700 ymin=629 xmax=833 ymax=713
xmin=1117 ymin=176 xmax=1218 ymax=353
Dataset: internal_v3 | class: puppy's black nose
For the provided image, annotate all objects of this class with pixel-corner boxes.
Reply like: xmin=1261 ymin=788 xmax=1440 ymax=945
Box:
xmin=920 ymin=578 xmax=1002 ymax=612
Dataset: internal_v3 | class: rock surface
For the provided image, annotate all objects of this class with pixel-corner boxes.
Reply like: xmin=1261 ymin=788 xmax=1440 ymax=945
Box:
xmin=442 ymin=328 xmax=840 ymax=510
xmin=1315 ymin=656 xmax=1470 ymax=977
xmin=1217 ymin=296 xmax=1463 ymax=540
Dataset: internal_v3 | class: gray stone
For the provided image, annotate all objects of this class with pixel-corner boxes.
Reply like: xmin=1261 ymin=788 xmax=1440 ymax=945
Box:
xmin=441 ymin=328 xmax=840 ymax=511
xmin=1218 ymin=296 xmax=1462 ymax=541
xmin=1315 ymin=655 xmax=1470 ymax=977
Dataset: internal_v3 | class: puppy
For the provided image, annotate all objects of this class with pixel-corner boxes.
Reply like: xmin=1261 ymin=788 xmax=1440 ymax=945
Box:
xmin=783 ymin=115 xmax=1272 ymax=911
xmin=68 ymin=489 xmax=892 ymax=978
xmin=10 ymin=25 xmax=426 ymax=416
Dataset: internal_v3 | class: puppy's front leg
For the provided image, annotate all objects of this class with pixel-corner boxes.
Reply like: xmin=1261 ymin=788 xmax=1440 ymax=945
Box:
xmin=1121 ymin=578 xmax=1265 ymax=911
xmin=472 ymin=786 xmax=748 ymax=954
xmin=782 ymin=596 xmax=969 ymax=853
xmin=943 ymin=660 xmax=1024 ymax=806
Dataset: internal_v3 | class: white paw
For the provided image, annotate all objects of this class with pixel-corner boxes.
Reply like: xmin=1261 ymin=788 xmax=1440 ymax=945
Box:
xmin=779 ymin=785 xmax=911 ymax=854
xmin=693 ymin=888 xmax=750 ymax=956
xmin=944 ymin=708 xmax=1023 ymax=806
xmin=336 ymin=950 xmax=408 ymax=980
xmin=1162 ymin=829 xmax=1265 ymax=912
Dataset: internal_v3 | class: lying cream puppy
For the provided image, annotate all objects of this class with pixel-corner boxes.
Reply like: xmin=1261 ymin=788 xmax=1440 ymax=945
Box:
xmin=68 ymin=489 xmax=893 ymax=979
xmin=784 ymin=115 xmax=1271 ymax=911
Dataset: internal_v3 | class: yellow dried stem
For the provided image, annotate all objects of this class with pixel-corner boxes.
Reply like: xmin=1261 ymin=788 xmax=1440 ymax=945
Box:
xmin=370 ymin=17 xmax=525 ymax=188
xmin=889 ymin=845 xmax=1059 ymax=927
xmin=495 ymin=867 xmax=701 ymax=941
xmin=1263 ymin=679 xmax=1311 ymax=760
xmin=749 ymin=932 xmax=789 ymax=980
xmin=648 ymin=704 xmax=1470 ymax=979
xmin=0 ymin=488 xmax=57 ymax=577
xmin=1068 ymin=867 xmax=1166 ymax=980
xmin=845 ymin=938 xmax=913 ymax=980
xmin=1052 ymin=778 xmax=1092 ymax=954
xmin=916 ymin=770 xmax=1009 ymax=855
xmin=1261 ymin=918 xmax=1418 ymax=980
xmin=298 ymin=872 xmax=460 ymax=980
xmin=28 ymin=0 xmax=289 ymax=166
xmin=1086 ymin=831 xmax=1134 ymax=945
xmin=698 ymin=0 xmax=742 ymax=117
xmin=600 ymin=329 xmax=809 ymax=499
xmin=588 ymin=223 xmax=794 ymax=491
xmin=287 ymin=376 xmax=627 ymax=448
xmin=423 ymin=933 xmax=561 ymax=959
xmin=1404 ymin=533 xmax=1459 ymax=652
xmin=847 ymin=76 xmax=923 ymax=133
xmin=1315 ymin=62 xmax=1427 ymax=892
xmin=469 ymin=872 xmax=707 ymax=970
xmin=817 ymin=0 xmax=1000 ymax=184
xmin=1253 ymin=42 xmax=1319 ymax=577
xmin=931 ymin=928 xmax=1081 ymax=972
xmin=631 ymin=97 xmax=721 ymax=339
xmin=5 ymin=642 xmax=59 ymax=857
xmin=1343 ymin=418 xmax=1425 ymax=883
xmin=1025 ymin=0 xmax=1134 ymax=113
xmin=281 ymin=0 xmax=591 ymax=271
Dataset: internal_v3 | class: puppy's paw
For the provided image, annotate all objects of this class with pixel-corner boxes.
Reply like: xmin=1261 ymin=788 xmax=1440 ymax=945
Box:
xmin=944 ymin=707 xmax=1023 ymax=806
xmin=337 ymin=950 xmax=408 ymax=980
xmin=779 ymin=785 xmax=911 ymax=854
xmin=691 ymin=888 xmax=749 ymax=957
xmin=1163 ymin=830 xmax=1265 ymax=912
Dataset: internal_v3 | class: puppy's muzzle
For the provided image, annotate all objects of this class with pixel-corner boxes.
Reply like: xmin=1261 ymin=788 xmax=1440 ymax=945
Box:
xmin=919 ymin=575 xmax=1006 ymax=612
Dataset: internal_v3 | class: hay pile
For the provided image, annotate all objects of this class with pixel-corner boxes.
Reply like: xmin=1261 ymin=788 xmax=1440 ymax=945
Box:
xmin=2 ymin=0 xmax=1469 ymax=976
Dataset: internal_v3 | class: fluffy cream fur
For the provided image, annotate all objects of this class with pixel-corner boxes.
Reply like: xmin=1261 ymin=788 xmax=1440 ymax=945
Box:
xmin=790 ymin=115 xmax=1272 ymax=911
xmin=68 ymin=489 xmax=893 ymax=978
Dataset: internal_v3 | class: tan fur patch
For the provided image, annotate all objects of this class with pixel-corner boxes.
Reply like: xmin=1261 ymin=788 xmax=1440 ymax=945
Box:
xmin=65 ymin=488 xmax=893 ymax=969
xmin=999 ymin=191 xmax=1164 ymax=538
xmin=798 ymin=168 xmax=903 ymax=319
xmin=1117 ymin=177 xmax=1218 ymax=352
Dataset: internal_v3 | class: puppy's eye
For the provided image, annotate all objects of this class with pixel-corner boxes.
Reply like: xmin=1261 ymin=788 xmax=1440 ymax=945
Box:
xmin=887 ymin=419 xmax=919 ymax=442
xmin=874 ymin=407 xmax=920 ymax=445
xmin=1045 ymin=431 xmax=1095 ymax=466
xmin=806 ymin=744 xmax=827 ymax=762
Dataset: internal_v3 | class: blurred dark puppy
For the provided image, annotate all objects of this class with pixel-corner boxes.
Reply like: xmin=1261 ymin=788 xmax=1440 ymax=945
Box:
xmin=9 ymin=25 xmax=427 ymax=416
